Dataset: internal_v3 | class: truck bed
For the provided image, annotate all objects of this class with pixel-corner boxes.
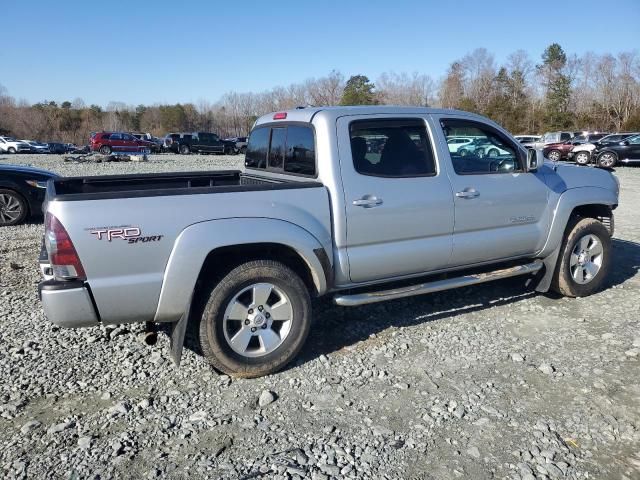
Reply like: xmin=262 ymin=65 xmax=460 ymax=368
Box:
xmin=49 ymin=170 xmax=321 ymax=201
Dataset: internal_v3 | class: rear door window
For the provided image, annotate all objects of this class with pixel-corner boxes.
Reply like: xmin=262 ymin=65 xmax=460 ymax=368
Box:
xmin=245 ymin=127 xmax=270 ymax=169
xmin=349 ymin=119 xmax=436 ymax=177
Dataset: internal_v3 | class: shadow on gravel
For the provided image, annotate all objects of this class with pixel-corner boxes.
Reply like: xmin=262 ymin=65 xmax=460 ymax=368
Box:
xmin=175 ymin=237 xmax=640 ymax=372
xmin=609 ymin=238 xmax=640 ymax=287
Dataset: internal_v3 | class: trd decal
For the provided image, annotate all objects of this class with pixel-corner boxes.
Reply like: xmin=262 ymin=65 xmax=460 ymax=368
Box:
xmin=89 ymin=226 xmax=163 ymax=244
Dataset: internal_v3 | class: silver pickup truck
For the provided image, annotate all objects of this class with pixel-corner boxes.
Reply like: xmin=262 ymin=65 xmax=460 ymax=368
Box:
xmin=39 ymin=106 xmax=619 ymax=378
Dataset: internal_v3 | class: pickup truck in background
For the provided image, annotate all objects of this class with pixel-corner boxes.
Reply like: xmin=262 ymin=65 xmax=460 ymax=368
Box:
xmin=38 ymin=106 xmax=619 ymax=378
xmin=163 ymin=132 xmax=236 ymax=155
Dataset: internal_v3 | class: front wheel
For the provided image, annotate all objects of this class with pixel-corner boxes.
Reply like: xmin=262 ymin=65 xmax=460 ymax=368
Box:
xmin=574 ymin=151 xmax=590 ymax=165
xmin=198 ymin=260 xmax=312 ymax=378
xmin=99 ymin=145 xmax=112 ymax=155
xmin=240 ymin=146 xmax=247 ymax=154
xmin=0 ymin=189 xmax=28 ymax=226
xmin=598 ymin=152 xmax=617 ymax=168
xmin=551 ymin=217 xmax=611 ymax=297
xmin=547 ymin=149 xmax=562 ymax=162
xmin=180 ymin=144 xmax=190 ymax=154
xmin=7 ymin=147 xmax=16 ymax=154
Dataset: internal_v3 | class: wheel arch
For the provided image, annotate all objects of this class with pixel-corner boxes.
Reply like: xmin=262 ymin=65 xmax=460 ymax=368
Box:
xmin=153 ymin=218 xmax=330 ymax=324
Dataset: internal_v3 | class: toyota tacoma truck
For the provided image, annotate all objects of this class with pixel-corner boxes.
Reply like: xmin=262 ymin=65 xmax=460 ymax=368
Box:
xmin=38 ymin=106 xmax=619 ymax=378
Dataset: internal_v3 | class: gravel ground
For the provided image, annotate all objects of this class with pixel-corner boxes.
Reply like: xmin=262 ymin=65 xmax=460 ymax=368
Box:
xmin=1 ymin=154 xmax=639 ymax=480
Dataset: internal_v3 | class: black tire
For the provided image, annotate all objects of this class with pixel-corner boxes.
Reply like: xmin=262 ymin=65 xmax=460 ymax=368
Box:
xmin=551 ymin=217 xmax=611 ymax=297
xmin=224 ymin=146 xmax=233 ymax=155
xmin=598 ymin=152 xmax=617 ymax=168
xmin=180 ymin=144 xmax=190 ymax=155
xmin=240 ymin=146 xmax=247 ymax=154
xmin=7 ymin=147 xmax=16 ymax=154
xmin=574 ymin=151 xmax=591 ymax=165
xmin=198 ymin=260 xmax=312 ymax=378
xmin=547 ymin=149 xmax=562 ymax=162
xmin=459 ymin=149 xmax=469 ymax=157
xmin=0 ymin=189 xmax=28 ymax=226
xmin=99 ymin=145 xmax=112 ymax=155
xmin=487 ymin=148 xmax=499 ymax=157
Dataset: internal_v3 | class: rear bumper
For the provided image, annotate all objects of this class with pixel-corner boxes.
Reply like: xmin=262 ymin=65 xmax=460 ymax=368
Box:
xmin=39 ymin=280 xmax=100 ymax=328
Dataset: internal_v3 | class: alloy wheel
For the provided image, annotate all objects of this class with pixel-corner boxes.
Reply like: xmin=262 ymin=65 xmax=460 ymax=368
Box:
xmin=222 ymin=282 xmax=293 ymax=358
xmin=570 ymin=234 xmax=603 ymax=285
xmin=0 ymin=193 xmax=23 ymax=225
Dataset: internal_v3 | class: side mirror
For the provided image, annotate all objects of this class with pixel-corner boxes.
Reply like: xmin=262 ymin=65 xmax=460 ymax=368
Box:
xmin=526 ymin=148 xmax=539 ymax=171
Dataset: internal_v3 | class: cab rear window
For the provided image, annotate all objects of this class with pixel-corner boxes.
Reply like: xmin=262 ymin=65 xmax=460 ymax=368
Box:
xmin=245 ymin=124 xmax=316 ymax=176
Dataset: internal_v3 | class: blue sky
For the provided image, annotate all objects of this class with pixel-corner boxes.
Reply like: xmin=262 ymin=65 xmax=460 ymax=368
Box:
xmin=1 ymin=0 xmax=639 ymax=106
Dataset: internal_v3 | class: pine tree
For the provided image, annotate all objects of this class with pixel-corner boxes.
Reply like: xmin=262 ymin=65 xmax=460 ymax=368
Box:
xmin=538 ymin=43 xmax=573 ymax=129
xmin=340 ymin=75 xmax=378 ymax=105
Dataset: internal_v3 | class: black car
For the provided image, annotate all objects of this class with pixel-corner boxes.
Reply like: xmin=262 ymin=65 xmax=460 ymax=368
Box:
xmin=163 ymin=132 xmax=236 ymax=155
xmin=47 ymin=142 xmax=68 ymax=154
xmin=224 ymin=136 xmax=248 ymax=154
xmin=593 ymin=133 xmax=640 ymax=168
xmin=0 ymin=164 xmax=58 ymax=226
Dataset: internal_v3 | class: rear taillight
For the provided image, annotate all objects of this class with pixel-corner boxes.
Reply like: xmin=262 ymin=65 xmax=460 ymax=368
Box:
xmin=45 ymin=213 xmax=86 ymax=280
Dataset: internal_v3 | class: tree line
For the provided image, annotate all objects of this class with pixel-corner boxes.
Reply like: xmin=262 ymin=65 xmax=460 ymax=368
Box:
xmin=1 ymin=44 xmax=639 ymax=145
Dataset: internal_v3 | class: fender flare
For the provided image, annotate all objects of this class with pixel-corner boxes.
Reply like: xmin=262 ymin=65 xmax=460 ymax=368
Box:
xmin=153 ymin=217 xmax=329 ymax=323
xmin=535 ymin=186 xmax=617 ymax=292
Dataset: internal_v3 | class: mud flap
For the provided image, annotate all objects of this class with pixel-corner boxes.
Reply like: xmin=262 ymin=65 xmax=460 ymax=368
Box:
xmin=533 ymin=247 xmax=561 ymax=293
xmin=169 ymin=295 xmax=192 ymax=366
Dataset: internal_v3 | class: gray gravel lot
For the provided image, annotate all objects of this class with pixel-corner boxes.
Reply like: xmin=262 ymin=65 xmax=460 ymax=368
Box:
xmin=1 ymin=154 xmax=639 ymax=479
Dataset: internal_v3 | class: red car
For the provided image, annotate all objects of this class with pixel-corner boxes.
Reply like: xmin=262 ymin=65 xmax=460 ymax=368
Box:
xmin=90 ymin=132 xmax=154 ymax=155
xmin=543 ymin=133 xmax=609 ymax=162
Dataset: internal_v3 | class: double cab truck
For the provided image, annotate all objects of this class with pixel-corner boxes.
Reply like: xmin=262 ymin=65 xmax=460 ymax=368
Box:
xmin=38 ymin=107 xmax=619 ymax=378
xmin=163 ymin=132 xmax=236 ymax=155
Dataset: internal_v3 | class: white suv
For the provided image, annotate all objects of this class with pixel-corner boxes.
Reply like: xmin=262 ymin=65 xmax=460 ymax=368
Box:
xmin=0 ymin=136 xmax=31 ymax=154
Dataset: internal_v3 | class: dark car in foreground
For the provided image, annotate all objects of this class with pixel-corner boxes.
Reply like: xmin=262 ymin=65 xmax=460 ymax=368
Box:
xmin=0 ymin=164 xmax=58 ymax=226
xmin=593 ymin=133 xmax=640 ymax=168
xmin=163 ymin=132 xmax=236 ymax=154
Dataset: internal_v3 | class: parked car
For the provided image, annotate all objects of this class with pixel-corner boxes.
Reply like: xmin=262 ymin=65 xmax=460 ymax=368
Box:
xmin=533 ymin=131 xmax=574 ymax=150
xmin=0 ymin=137 xmax=31 ymax=154
xmin=21 ymin=140 xmax=51 ymax=154
xmin=569 ymin=133 xmax=638 ymax=165
xmin=163 ymin=132 xmax=236 ymax=155
xmin=514 ymin=135 xmax=541 ymax=149
xmin=543 ymin=133 xmax=608 ymax=162
xmin=224 ymin=137 xmax=248 ymax=154
xmin=0 ymin=164 xmax=58 ymax=226
xmin=38 ymin=106 xmax=619 ymax=378
xmin=446 ymin=136 xmax=474 ymax=153
xmin=91 ymin=132 xmax=155 ymax=155
xmin=593 ymin=133 xmax=640 ymax=168
xmin=132 ymin=133 xmax=162 ymax=153
xmin=47 ymin=143 xmax=68 ymax=154
xmin=458 ymin=137 xmax=510 ymax=157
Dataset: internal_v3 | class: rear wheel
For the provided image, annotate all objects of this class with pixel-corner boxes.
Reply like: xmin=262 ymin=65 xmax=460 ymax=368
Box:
xmin=240 ymin=146 xmax=247 ymax=154
xmin=99 ymin=145 xmax=112 ymax=155
xmin=7 ymin=147 xmax=16 ymax=154
xmin=598 ymin=152 xmax=617 ymax=168
xmin=198 ymin=260 xmax=312 ymax=378
xmin=224 ymin=146 xmax=233 ymax=155
xmin=547 ymin=149 xmax=562 ymax=162
xmin=551 ymin=217 xmax=611 ymax=297
xmin=180 ymin=144 xmax=190 ymax=155
xmin=575 ymin=151 xmax=590 ymax=165
xmin=487 ymin=148 xmax=499 ymax=157
xmin=0 ymin=189 xmax=28 ymax=226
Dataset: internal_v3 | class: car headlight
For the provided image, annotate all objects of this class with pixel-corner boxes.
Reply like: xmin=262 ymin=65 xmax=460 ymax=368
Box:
xmin=26 ymin=180 xmax=48 ymax=189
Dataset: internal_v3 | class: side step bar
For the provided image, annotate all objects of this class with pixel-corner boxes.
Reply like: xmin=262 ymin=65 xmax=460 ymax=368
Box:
xmin=333 ymin=261 xmax=543 ymax=307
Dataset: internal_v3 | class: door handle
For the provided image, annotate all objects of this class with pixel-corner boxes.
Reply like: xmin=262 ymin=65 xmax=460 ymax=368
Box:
xmin=456 ymin=190 xmax=480 ymax=199
xmin=353 ymin=196 xmax=383 ymax=208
